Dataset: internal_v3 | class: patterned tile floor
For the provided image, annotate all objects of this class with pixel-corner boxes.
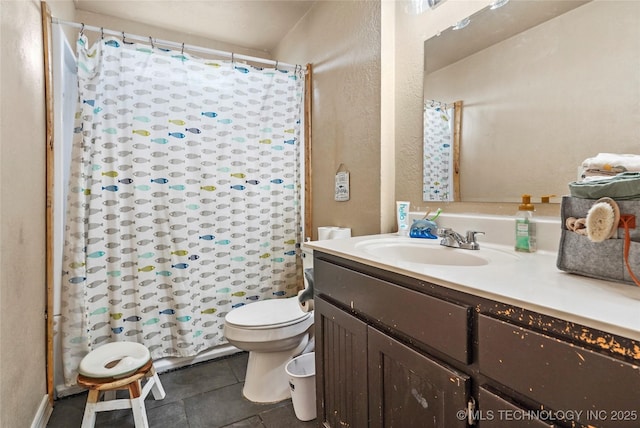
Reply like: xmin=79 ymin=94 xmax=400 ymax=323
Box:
xmin=46 ymin=352 xmax=317 ymax=428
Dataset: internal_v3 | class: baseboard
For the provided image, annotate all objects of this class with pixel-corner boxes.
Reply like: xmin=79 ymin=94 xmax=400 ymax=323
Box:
xmin=30 ymin=395 xmax=53 ymax=428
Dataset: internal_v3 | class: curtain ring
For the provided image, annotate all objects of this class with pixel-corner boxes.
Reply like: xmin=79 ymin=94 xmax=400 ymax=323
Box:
xmin=231 ymin=52 xmax=235 ymax=65
xmin=149 ymin=36 xmax=154 ymax=49
xmin=122 ymin=31 xmax=126 ymax=43
xmin=275 ymin=60 xmax=278 ymax=71
xmin=181 ymin=43 xmax=185 ymax=55
xmin=80 ymin=23 xmax=85 ymax=36
xmin=100 ymin=27 xmax=104 ymax=40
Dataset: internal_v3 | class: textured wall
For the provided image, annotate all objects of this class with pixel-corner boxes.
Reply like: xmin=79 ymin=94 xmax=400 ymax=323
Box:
xmin=74 ymin=8 xmax=268 ymax=59
xmin=0 ymin=0 xmax=48 ymax=425
xmin=275 ymin=1 xmax=382 ymax=238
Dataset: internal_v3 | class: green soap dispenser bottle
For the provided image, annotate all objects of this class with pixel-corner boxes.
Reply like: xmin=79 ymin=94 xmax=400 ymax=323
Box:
xmin=515 ymin=194 xmax=537 ymax=252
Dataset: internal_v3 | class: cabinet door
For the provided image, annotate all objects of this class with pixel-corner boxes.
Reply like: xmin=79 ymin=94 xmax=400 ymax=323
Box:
xmin=368 ymin=327 xmax=470 ymax=428
xmin=315 ymin=297 xmax=369 ymax=428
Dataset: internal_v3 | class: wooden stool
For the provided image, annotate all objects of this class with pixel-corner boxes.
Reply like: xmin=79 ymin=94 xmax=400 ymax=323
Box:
xmin=76 ymin=343 xmax=166 ymax=428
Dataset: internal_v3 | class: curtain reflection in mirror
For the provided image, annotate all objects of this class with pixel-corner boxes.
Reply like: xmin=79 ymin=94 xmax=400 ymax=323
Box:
xmin=423 ymin=100 xmax=454 ymax=202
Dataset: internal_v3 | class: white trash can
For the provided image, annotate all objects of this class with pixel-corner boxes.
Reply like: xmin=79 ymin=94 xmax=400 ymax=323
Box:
xmin=285 ymin=352 xmax=317 ymax=421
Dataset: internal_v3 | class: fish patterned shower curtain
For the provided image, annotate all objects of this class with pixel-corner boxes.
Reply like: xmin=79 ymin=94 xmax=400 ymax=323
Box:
xmin=423 ymin=102 xmax=454 ymax=201
xmin=60 ymin=34 xmax=304 ymax=385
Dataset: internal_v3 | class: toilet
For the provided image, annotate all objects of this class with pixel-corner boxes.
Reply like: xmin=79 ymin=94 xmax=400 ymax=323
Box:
xmin=223 ymin=245 xmax=315 ymax=403
xmin=224 ymin=297 xmax=314 ymax=403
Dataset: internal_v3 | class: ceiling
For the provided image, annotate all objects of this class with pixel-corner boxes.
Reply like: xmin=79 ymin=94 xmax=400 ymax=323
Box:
xmin=424 ymin=0 xmax=590 ymax=73
xmin=74 ymin=0 xmax=317 ymax=53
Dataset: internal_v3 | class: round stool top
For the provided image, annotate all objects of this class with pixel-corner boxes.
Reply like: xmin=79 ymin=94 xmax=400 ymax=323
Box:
xmin=78 ymin=342 xmax=150 ymax=379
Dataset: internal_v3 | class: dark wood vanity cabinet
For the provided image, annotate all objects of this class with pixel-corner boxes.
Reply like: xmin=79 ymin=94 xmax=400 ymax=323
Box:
xmin=476 ymin=387 xmax=557 ymax=428
xmin=313 ymin=252 xmax=640 ymax=428
xmin=367 ymin=327 xmax=470 ymax=428
xmin=314 ymin=255 xmax=471 ymax=428
xmin=315 ymin=296 xmax=470 ymax=428
xmin=477 ymin=314 xmax=640 ymax=428
xmin=315 ymin=297 xmax=368 ymax=428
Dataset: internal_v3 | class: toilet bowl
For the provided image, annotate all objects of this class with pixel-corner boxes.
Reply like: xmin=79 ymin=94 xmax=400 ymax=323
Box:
xmin=224 ymin=296 xmax=314 ymax=403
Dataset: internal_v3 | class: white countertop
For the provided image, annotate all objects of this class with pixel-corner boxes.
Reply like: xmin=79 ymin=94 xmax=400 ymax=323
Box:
xmin=305 ymin=233 xmax=640 ymax=341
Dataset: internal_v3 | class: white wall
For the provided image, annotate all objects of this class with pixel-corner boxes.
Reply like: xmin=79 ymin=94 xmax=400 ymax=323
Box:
xmin=74 ymin=8 xmax=269 ymax=59
xmin=0 ymin=0 xmax=49 ymax=426
xmin=274 ymin=1 xmax=382 ymax=238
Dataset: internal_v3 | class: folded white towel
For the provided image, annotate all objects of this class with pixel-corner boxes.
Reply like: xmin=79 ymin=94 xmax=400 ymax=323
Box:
xmin=581 ymin=153 xmax=640 ymax=172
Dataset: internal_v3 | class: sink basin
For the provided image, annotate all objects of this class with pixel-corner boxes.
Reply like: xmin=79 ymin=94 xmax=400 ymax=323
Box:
xmin=354 ymin=238 xmax=518 ymax=267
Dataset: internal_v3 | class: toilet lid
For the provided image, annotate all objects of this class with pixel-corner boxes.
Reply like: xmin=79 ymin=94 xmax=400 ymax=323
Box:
xmin=225 ymin=297 xmax=310 ymax=328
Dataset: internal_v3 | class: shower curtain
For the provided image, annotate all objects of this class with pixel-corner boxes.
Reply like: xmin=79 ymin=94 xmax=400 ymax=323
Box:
xmin=60 ymin=34 xmax=305 ymax=385
xmin=423 ymin=102 xmax=454 ymax=201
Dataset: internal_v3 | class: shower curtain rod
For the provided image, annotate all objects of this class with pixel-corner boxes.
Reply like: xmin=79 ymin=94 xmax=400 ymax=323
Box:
xmin=425 ymin=99 xmax=452 ymax=110
xmin=51 ymin=17 xmax=300 ymax=71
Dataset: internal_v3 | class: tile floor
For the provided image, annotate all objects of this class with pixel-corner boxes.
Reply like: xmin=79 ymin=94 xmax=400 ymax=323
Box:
xmin=46 ymin=352 xmax=317 ymax=428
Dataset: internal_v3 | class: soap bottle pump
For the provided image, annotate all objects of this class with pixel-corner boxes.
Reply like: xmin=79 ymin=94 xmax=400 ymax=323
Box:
xmin=515 ymin=194 xmax=537 ymax=252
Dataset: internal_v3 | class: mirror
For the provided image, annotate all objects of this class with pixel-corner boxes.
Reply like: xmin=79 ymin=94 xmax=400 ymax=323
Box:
xmin=424 ymin=0 xmax=640 ymax=203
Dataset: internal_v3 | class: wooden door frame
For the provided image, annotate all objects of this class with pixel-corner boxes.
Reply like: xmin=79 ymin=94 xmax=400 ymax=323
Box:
xmin=304 ymin=64 xmax=313 ymax=241
xmin=41 ymin=0 xmax=55 ymax=404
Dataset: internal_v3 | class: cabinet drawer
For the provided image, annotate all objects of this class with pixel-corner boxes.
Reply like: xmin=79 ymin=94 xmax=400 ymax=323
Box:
xmin=315 ymin=258 xmax=471 ymax=363
xmin=478 ymin=387 xmax=556 ymax=428
xmin=478 ymin=314 xmax=640 ymax=428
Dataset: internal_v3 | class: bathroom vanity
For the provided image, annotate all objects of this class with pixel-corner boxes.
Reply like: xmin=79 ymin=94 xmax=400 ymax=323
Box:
xmin=306 ymin=232 xmax=640 ymax=428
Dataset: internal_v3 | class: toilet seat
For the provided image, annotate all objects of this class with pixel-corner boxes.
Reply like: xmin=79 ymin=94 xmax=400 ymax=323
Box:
xmin=225 ymin=297 xmax=311 ymax=330
xmin=78 ymin=341 xmax=150 ymax=379
xmin=223 ymin=296 xmax=315 ymax=403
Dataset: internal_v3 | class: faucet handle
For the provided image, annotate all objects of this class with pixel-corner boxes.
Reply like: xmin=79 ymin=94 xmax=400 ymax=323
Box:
xmin=465 ymin=230 xmax=485 ymax=243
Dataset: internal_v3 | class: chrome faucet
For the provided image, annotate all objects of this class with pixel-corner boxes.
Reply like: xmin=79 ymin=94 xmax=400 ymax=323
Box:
xmin=437 ymin=228 xmax=484 ymax=250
